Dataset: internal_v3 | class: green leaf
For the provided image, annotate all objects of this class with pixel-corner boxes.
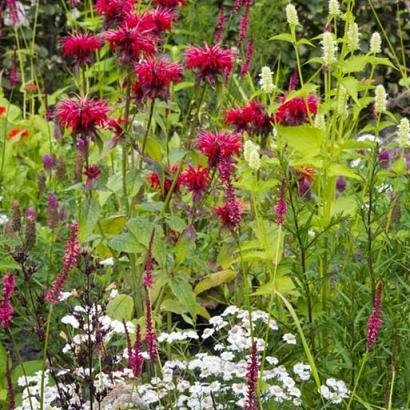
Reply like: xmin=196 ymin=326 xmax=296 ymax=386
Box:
xmin=278 ymin=126 xmax=323 ymax=158
xmin=79 ymin=199 xmax=101 ymax=242
xmin=340 ymin=55 xmax=395 ymax=74
xmin=170 ymin=279 xmax=197 ymax=320
xmin=194 ymin=270 xmax=237 ymax=295
xmin=13 ymin=360 xmax=43 ymax=383
xmin=108 ymin=232 xmax=145 ymax=253
xmin=328 ymin=164 xmax=361 ymax=180
xmin=269 ymin=33 xmax=294 ymax=43
xmin=331 ymin=196 xmax=357 ymax=217
xmin=106 ymin=294 xmax=134 ymax=321
xmin=97 ymin=215 xmax=127 ymax=236
xmin=0 ymin=342 xmax=7 ymax=377
xmin=175 ymin=231 xmax=195 ymax=266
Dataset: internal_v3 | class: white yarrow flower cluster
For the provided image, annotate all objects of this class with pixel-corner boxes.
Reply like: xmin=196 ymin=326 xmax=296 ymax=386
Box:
xmin=328 ymin=0 xmax=340 ymax=16
xmin=321 ymin=31 xmax=337 ymax=65
xmin=259 ymin=66 xmax=276 ymax=93
xmin=347 ymin=22 xmax=361 ymax=51
xmin=374 ymin=84 xmax=387 ymax=114
xmin=286 ymin=4 xmax=299 ymax=26
xmin=319 ymin=378 xmax=350 ymax=404
xmin=293 ymin=363 xmax=311 ymax=381
xmin=398 ymin=118 xmax=410 ymax=148
xmin=282 ymin=333 xmax=297 ymax=344
xmin=244 ymin=140 xmax=261 ymax=170
xmin=158 ymin=329 xmax=199 ymax=343
xmin=370 ymin=32 xmax=382 ymax=54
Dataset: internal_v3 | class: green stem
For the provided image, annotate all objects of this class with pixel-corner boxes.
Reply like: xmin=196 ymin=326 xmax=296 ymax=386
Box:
xmin=139 ymin=98 xmax=155 ymax=169
xmin=347 ymin=350 xmax=369 ymax=410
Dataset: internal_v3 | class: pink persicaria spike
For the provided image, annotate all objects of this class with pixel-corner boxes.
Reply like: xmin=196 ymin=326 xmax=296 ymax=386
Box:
xmin=144 ymin=296 xmax=158 ymax=362
xmin=214 ymin=5 xmax=226 ymax=43
xmin=131 ymin=325 xmax=144 ymax=377
xmin=45 ymin=223 xmax=82 ymax=304
xmin=0 ymin=272 xmax=16 ymax=329
xmin=238 ymin=2 xmax=251 ymax=44
xmin=143 ymin=230 xmax=155 ymax=288
xmin=240 ymin=39 xmax=254 ymax=76
xmin=244 ymin=341 xmax=259 ymax=410
xmin=274 ymin=178 xmax=287 ymax=225
xmin=367 ymin=281 xmax=383 ymax=350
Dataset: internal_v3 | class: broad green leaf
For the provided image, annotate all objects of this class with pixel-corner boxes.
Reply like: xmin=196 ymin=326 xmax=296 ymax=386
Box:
xmin=0 ymin=342 xmax=6 ymax=376
xmin=97 ymin=215 xmax=126 ymax=236
xmin=194 ymin=270 xmax=237 ymax=295
xmin=166 ymin=215 xmax=187 ymax=233
xmin=331 ymin=196 xmax=357 ymax=217
xmin=12 ymin=360 xmax=43 ymax=383
xmin=328 ymin=164 xmax=361 ymax=180
xmin=175 ymin=231 xmax=195 ymax=266
xmin=278 ymin=126 xmax=323 ymax=158
xmin=170 ymin=279 xmax=197 ymax=320
xmin=253 ymin=275 xmax=297 ymax=297
xmin=108 ymin=232 xmax=145 ymax=253
xmin=106 ymin=294 xmax=134 ymax=321
xmin=269 ymin=33 xmax=294 ymax=43
xmin=79 ymin=199 xmax=101 ymax=242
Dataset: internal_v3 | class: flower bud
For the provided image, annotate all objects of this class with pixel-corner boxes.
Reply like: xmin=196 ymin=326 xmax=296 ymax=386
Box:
xmin=328 ymin=0 xmax=340 ymax=16
xmin=10 ymin=200 xmax=21 ymax=233
xmin=398 ymin=118 xmax=409 ymax=148
xmin=37 ymin=171 xmax=46 ymax=194
xmin=248 ymin=149 xmax=261 ymax=170
xmin=286 ymin=4 xmax=299 ymax=26
xmin=374 ymin=84 xmax=387 ymax=114
xmin=336 ymin=176 xmax=346 ymax=192
xmin=370 ymin=32 xmax=381 ymax=54
xmin=43 ymin=154 xmax=55 ymax=171
xmin=321 ymin=31 xmax=337 ymax=66
xmin=56 ymin=156 xmax=66 ymax=182
xmin=314 ymin=114 xmax=326 ymax=130
xmin=336 ymin=86 xmax=348 ymax=115
xmin=347 ymin=22 xmax=360 ymax=51
xmin=259 ymin=66 xmax=275 ymax=93
xmin=47 ymin=194 xmax=59 ymax=230
xmin=24 ymin=209 xmax=37 ymax=252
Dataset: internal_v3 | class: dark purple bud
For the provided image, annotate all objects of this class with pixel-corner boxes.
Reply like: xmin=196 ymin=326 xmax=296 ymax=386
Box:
xmin=43 ymin=154 xmax=55 ymax=171
xmin=47 ymin=194 xmax=59 ymax=230
xmin=336 ymin=176 xmax=346 ymax=192
xmin=298 ymin=179 xmax=311 ymax=198
xmin=378 ymin=150 xmax=390 ymax=162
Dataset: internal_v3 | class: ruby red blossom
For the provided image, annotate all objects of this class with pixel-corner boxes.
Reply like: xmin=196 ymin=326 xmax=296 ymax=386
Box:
xmin=144 ymin=297 xmax=158 ymax=362
xmin=61 ymin=33 xmax=103 ymax=67
xmin=367 ymin=281 xmax=383 ymax=350
xmin=83 ymin=164 xmax=101 ymax=189
xmin=153 ymin=0 xmax=186 ymax=8
xmin=147 ymin=164 xmax=181 ymax=196
xmin=275 ymin=95 xmax=319 ymax=126
xmin=138 ymin=8 xmax=177 ymax=35
xmin=225 ymin=100 xmax=271 ymax=135
xmin=197 ymin=131 xmax=242 ymax=168
xmin=214 ymin=197 xmax=242 ymax=230
xmin=105 ymin=19 xmax=157 ymax=64
xmin=180 ymin=164 xmax=210 ymax=201
xmin=134 ymin=58 xmax=183 ymax=101
xmin=45 ymin=223 xmax=82 ymax=304
xmin=185 ymin=44 xmax=234 ymax=85
xmin=244 ymin=341 xmax=259 ymax=410
xmin=54 ymin=97 xmax=112 ymax=136
xmin=0 ymin=272 xmax=16 ymax=329
xmin=95 ymin=0 xmax=134 ymax=26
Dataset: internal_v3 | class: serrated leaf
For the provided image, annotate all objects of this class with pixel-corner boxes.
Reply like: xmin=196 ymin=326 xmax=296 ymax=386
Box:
xmin=106 ymin=294 xmax=134 ymax=321
xmin=194 ymin=270 xmax=237 ymax=295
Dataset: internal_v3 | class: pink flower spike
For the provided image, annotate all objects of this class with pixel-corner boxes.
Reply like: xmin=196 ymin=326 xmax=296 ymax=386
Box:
xmin=144 ymin=297 xmax=158 ymax=362
xmin=367 ymin=281 xmax=383 ymax=350
xmin=143 ymin=230 xmax=155 ymax=288
xmin=0 ymin=272 xmax=16 ymax=329
xmin=45 ymin=223 xmax=82 ymax=304
xmin=244 ymin=341 xmax=259 ymax=410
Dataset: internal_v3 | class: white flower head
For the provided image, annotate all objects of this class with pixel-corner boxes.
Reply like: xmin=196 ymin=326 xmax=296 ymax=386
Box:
xmin=259 ymin=66 xmax=276 ymax=93
xmin=282 ymin=333 xmax=297 ymax=345
xmin=248 ymin=148 xmax=261 ymax=170
xmin=320 ymin=378 xmax=350 ymax=404
xmin=370 ymin=32 xmax=382 ymax=54
xmin=347 ymin=22 xmax=361 ymax=51
xmin=398 ymin=117 xmax=410 ymax=148
xmin=286 ymin=4 xmax=299 ymax=26
xmin=374 ymin=84 xmax=387 ymax=114
xmin=293 ymin=363 xmax=311 ymax=381
xmin=321 ymin=31 xmax=337 ymax=65
xmin=328 ymin=0 xmax=340 ymax=16
xmin=243 ymin=140 xmax=258 ymax=162
xmin=100 ymin=257 xmax=114 ymax=266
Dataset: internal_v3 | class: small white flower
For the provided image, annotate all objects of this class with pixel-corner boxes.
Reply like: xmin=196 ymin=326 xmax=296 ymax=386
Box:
xmin=248 ymin=148 xmax=261 ymax=170
xmin=374 ymin=84 xmax=387 ymax=114
xmin=0 ymin=214 xmax=9 ymax=225
xmin=320 ymin=378 xmax=350 ymax=404
xmin=286 ymin=4 xmax=299 ymax=26
xmin=321 ymin=31 xmax=337 ymax=65
xmin=347 ymin=22 xmax=361 ymax=51
xmin=293 ymin=363 xmax=311 ymax=381
xmin=370 ymin=32 xmax=382 ymax=54
xmin=259 ymin=66 xmax=276 ymax=93
xmin=61 ymin=315 xmax=80 ymax=329
xmin=328 ymin=0 xmax=340 ymax=16
xmin=398 ymin=117 xmax=410 ymax=148
xmin=202 ymin=328 xmax=215 ymax=339
xmin=282 ymin=333 xmax=297 ymax=344
xmin=100 ymin=257 xmax=114 ymax=266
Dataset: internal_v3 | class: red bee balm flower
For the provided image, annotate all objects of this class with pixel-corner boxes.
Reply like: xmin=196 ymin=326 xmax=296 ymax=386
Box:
xmin=106 ymin=18 xmax=157 ymax=64
xmin=197 ymin=131 xmax=241 ymax=168
xmin=138 ymin=8 xmax=177 ymax=35
xmin=186 ymin=44 xmax=234 ymax=85
xmin=275 ymin=95 xmax=319 ymax=126
xmin=83 ymin=164 xmax=101 ymax=189
xmin=134 ymin=59 xmax=182 ymax=101
xmin=180 ymin=165 xmax=210 ymax=201
xmin=54 ymin=97 xmax=112 ymax=136
xmin=95 ymin=0 xmax=134 ymax=26
xmin=61 ymin=33 xmax=103 ymax=67
xmin=7 ymin=129 xmax=29 ymax=140
xmin=225 ymin=100 xmax=272 ymax=135
xmin=153 ymin=0 xmax=186 ymax=8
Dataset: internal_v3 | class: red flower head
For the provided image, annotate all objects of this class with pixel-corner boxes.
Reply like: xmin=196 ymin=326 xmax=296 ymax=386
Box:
xmin=133 ymin=58 xmax=183 ymax=102
xmin=147 ymin=164 xmax=181 ymax=196
xmin=185 ymin=43 xmax=234 ymax=85
xmin=214 ymin=197 xmax=242 ymax=230
xmin=61 ymin=33 xmax=103 ymax=68
xmin=180 ymin=164 xmax=210 ymax=201
xmin=54 ymin=97 xmax=112 ymax=137
xmin=83 ymin=164 xmax=101 ymax=189
xmin=274 ymin=95 xmax=319 ymax=126
xmin=0 ymin=106 xmax=6 ymax=116
xmin=95 ymin=0 xmax=135 ymax=26
xmin=105 ymin=18 xmax=157 ymax=64
xmin=153 ymin=0 xmax=186 ymax=8
xmin=0 ymin=272 xmax=16 ymax=329
xmin=225 ymin=100 xmax=272 ymax=135
xmin=138 ymin=8 xmax=177 ymax=35
xmin=7 ymin=129 xmax=29 ymax=140
xmin=197 ymin=131 xmax=242 ymax=168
